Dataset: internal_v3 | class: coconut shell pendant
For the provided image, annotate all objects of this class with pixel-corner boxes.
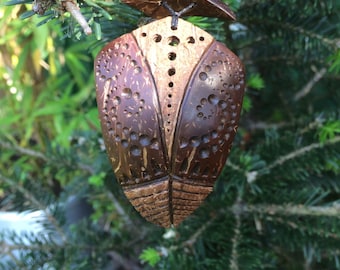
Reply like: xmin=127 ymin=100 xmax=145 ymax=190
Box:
xmin=95 ymin=17 xmax=245 ymax=227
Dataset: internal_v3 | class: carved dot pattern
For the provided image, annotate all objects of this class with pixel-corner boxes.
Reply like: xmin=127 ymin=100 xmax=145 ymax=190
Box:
xmin=95 ymin=32 xmax=168 ymax=188
xmin=172 ymin=41 xmax=245 ymax=186
xmin=95 ymin=17 xmax=245 ymax=228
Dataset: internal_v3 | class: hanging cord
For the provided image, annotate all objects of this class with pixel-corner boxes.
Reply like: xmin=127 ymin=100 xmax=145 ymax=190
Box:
xmin=161 ymin=1 xmax=196 ymax=30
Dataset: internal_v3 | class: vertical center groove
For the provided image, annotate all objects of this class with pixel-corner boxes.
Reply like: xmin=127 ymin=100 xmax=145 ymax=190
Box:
xmin=169 ymin=176 xmax=174 ymax=225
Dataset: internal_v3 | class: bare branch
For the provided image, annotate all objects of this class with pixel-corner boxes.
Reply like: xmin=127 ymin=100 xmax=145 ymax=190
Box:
xmin=64 ymin=0 xmax=92 ymax=35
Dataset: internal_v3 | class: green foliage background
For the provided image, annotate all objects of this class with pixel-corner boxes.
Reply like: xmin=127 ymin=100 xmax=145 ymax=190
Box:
xmin=0 ymin=0 xmax=339 ymax=269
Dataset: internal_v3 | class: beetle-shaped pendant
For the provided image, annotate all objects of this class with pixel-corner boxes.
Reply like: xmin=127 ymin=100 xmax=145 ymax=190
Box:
xmin=95 ymin=17 xmax=245 ymax=227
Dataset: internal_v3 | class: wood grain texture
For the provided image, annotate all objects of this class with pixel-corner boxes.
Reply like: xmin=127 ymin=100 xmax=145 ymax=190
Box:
xmin=95 ymin=17 xmax=245 ymax=227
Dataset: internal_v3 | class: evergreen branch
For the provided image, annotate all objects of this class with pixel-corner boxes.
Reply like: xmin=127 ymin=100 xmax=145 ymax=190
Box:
xmin=248 ymin=135 xmax=340 ymax=183
xmin=1 ymin=243 xmax=55 ymax=253
xmin=106 ymin=191 xmax=133 ymax=227
xmin=0 ymin=173 xmax=46 ymax=211
xmin=266 ymin=216 xmax=340 ymax=240
xmin=244 ymin=55 xmax=326 ymax=66
xmin=107 ymin=251 xmax=142 ymax=270
xmin=299 ymin=115 xmax=326 ymax=135
xmin=229 ymin=196 xmax=242 ymax=270
xmin=242 ymin=18 xmax=339 ymax=50
xmin=167 ymin=215 xmax=217 ymax=252
xmin=0 ymin=173 xmax=67 ymax=242
xmin=64 ymin=0 xmax=92 ymax=35
xmin=226 ymin=160 xmax=243 ymax=173
xmin=246 ymin=115 xmax=325 ymax=133
xmin=294 ymin=66 xmax=328 ymax=101
xmin=276 ymin=20 xmax=338 ymax=49
xmin=0 ymin=140 xmax=46 ymax=160
xmin=239 ymin=203 xmax=340 ymax=218
xmin=246 ymin=121 xmax=288 ymax=131
xmin=182 ymin=217 xmax=215 ymax=248
xmin=264 ymin=136 xmax=340 ymax=172
xmin=0 ymin=244 xmax=23 ymax=269
xmin=239 ymin=121 xmax=334 ymax=184
xmin=0 ymin=140 xmax=95 ymax=174
xmin=1 ymin=239 xmax=138 ymax=266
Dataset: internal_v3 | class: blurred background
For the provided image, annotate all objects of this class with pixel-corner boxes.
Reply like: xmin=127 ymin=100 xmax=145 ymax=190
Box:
xmin=0 ymin=0 xmax=339 ymax=269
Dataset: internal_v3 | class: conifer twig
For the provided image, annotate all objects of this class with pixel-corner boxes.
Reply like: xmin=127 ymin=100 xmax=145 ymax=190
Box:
xmin=182 ymin=217 xmax=215 ymax=248
xmin=63 ymin=0 xmax=92 ymax=35
xmin=266 ymin=216 xmax=340 ymax=240
xmin=294 ymin=67 xmax=327 ymax=101
xmin=106 ymin=191 xmax=134 ymax=227
xmin=243 ymin=18 xmax=338 ymax=50
xmin=230 ymin=215 xmax=241 ymax=270
xmin=0 ymin=173 xmax=67 ymax=243
xmin=226 ymin=160 xmax=243 ymax=172
xmin=247 ymin=121 xmax=288 ymax=131
xmin=107 ymin=251 xmax=142 ymax=270
xmin=1 ymin=243 xmax=56 ymax=253
xmin=264 ymin=136 xmax=340 ymax=172
xmin=229 ymin=196 xmax=242 ymax=270
xmin=0 ymin=140 xmax=95 ymax=174
xmin=1 ymin=243 xmax=23 ymax=269
xmin=244 ymin=203 xmax=340 ymax=218
xmin=0 ymin=140 xmax=46 ymax=160
xmin=248 ymin=135 xmax=340 ymax=183
xmin=168 ymin=215 xmax=217 ymax=252
xmin=247 ymin=115 xmax=325 ymax=133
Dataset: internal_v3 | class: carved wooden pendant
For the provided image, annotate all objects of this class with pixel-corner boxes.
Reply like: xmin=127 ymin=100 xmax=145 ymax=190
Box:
xmin=95 ymin=17 xmax=245 ymax=227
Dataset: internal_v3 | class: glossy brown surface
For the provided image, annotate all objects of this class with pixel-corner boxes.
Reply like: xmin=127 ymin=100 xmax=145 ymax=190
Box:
xmin=95 ymin=17 xmax=245 ymax=227
xmin=122 ymin=0 xmax=236 ymax=20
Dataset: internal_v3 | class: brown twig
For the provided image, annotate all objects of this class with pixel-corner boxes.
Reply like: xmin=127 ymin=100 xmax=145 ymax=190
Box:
xmin=63 ymin=0 xmax=92 ymax=35
xmin=294 ymin=66 xmax=327 ymax=101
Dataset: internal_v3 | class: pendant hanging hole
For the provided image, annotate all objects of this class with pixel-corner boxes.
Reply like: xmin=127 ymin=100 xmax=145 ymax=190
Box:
xmin=171 ymin=25 xmax=177 ymax=31
xmin=141 ymin=32 xmax=147 ymax=37
xmin=199 ymin=36 xmax=205 ymax=41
